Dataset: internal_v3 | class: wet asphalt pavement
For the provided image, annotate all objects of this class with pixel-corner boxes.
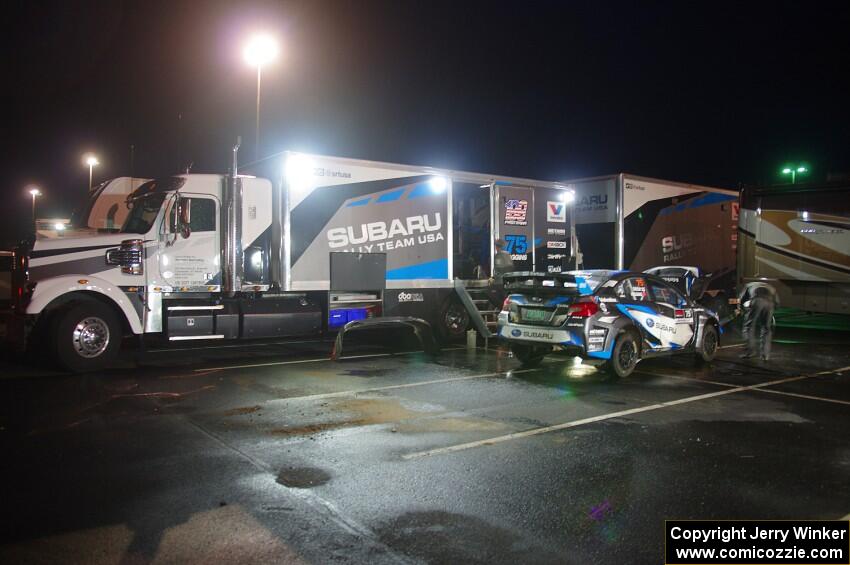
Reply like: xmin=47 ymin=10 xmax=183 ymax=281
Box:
xmin=0 ymin=327 xmax=848 ymax=564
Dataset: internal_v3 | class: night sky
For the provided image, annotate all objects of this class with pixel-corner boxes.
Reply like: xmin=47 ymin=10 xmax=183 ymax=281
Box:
xmin=2 ymin=0 xmax=849 ymax=245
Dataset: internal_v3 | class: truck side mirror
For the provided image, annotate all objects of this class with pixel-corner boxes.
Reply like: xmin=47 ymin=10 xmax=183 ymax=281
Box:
xmin=173 ymin=197 xmax=191 ymax=239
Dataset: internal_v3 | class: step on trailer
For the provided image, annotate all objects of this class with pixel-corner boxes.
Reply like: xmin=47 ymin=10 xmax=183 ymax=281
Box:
xmin=3 ymin=144 xmax=575 ymax=371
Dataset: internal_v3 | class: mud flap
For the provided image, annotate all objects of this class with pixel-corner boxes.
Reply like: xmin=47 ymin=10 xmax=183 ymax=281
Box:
xmin=331 ymin=316 xmax=440 ymax=360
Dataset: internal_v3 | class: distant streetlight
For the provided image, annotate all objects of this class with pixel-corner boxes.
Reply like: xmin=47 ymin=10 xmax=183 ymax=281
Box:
xmin=781 ymin=165 xmax=808 ymax=184
xmin=28 ymin=187 xmax=41 ymax=228
xmin=84 ymin=154 xmax=100 ymax=191
xmin=243 ymin=33 xmax=279 ymax=160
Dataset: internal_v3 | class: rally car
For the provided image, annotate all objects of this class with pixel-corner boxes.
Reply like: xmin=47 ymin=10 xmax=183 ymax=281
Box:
xmin=497 ymin=270 xmax=721 ymax=377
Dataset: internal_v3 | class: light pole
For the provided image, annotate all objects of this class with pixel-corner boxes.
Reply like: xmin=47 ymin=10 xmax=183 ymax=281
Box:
xmin=28 ymin=187 xmax=41 ymax=230
xmin=243 ymin=34 xmax=279 ymax=160
xmin=781 ymin=165 xmax=808 ymax=184
xmin=85 ymin=154 xmax=99 ymax=191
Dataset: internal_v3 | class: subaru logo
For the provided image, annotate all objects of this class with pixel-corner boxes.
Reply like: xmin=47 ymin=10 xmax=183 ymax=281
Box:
xmin=511 ymin=329 xmax=522 ymax=337
xmin=645 ymin=318 xmax=654 ymax=328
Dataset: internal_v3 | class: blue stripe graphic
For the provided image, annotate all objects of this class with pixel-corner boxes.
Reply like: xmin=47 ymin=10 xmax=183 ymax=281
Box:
xmin=376 ymin=189 xmax=405 ymax=203
xmin=407 ymin=183 xmax=433 ymax=199
xmin=347 ymin=197 xmax=371 ymax=207
xmin=386 ymin=258 xmax=448 ymax=280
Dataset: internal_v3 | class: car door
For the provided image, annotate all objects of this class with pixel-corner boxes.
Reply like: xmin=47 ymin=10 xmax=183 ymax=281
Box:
xmin=646 ymin=278 xmax=695 ymax=350
xmin=614 ymin=276 xmax=661 ymax=350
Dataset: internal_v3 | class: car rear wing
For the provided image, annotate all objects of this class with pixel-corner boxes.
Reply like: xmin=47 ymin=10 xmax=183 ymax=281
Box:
xmin=502 ymin=271 xmax=585 ymax=295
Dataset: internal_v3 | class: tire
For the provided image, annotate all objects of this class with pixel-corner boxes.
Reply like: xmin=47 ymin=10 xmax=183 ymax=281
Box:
xmin=511 ymin=343 xmax=548 ymax=367
xmin=603 ymin=331 xmax=640 ymax=379
xmin=51 ymin=300 xmax=122 ymax=372
xmin=696 ymin=323 xmax=718 ymax=364
xmin=437 ymin=298 xmax=470 ymax=342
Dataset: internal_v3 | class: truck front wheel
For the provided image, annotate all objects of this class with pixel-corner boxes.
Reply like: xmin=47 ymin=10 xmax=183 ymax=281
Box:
xmin=51 ymin=300 xmax=122 ymax=372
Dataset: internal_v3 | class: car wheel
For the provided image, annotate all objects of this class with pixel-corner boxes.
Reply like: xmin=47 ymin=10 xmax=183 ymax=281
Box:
xmin=604 ymin=331 xmax=640 ymax=379
xmin=696 ymin=323 xmax=718 ymax=364
xmin=511 ymin=343 xmax=548 ymax=368
xmin=51 ymin=300 xmax=122 ymax=373
xmin=438 ymin=298 xmax=470 ymax=342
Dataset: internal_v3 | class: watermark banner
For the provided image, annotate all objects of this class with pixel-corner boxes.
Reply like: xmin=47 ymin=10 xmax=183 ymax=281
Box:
xmin=665 ymin=520 xmax=849 ymax=564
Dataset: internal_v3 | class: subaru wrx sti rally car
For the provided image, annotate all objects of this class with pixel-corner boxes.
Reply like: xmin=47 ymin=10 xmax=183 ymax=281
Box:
xmin=497 ymin=270 xmax=721 ymax=377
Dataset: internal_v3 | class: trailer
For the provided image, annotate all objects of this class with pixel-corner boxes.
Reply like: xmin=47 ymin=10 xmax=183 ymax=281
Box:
xmin=3 ymin=146 xmax=574 ymax=371
xmin=737 ymin=181 xmax=850 ymax=315
xmin=563 ymin=173 xmax=738 ymax=314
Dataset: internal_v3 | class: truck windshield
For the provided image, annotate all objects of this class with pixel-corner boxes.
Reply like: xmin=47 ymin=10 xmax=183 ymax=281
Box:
xmin=121 ymin=193 xmax=167 ymax=234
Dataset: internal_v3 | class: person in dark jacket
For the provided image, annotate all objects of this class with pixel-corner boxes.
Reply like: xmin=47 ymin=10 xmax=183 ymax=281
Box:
xmin=740 ymin=283 xmax=779 ymax=360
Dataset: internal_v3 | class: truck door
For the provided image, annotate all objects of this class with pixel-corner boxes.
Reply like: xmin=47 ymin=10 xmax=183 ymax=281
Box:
xmin=160 ymin=194 xmax=221 ymax=290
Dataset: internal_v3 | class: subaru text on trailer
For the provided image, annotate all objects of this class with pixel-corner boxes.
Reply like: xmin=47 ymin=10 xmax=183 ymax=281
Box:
xmin=497 ymin=270 xmax=720 ymax=377
xmin=4 ymin=144 xmax=575 ymax=371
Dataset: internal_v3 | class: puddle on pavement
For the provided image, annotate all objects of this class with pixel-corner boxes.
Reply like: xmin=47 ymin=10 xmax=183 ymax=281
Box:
xmin=222 ymin=405 xmax=262 ymax=416
xmin=338 ymin=368 xmax=391 ymax=377
xmin=394 ymin=416 xmax=505 ymax=433
xmin=269 ymin=397 xmax=432 ymax=437
xmin=276 ymin=466 xmax=331 ymax=488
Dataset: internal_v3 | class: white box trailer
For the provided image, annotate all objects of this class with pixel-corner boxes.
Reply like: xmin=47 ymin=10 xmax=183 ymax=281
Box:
xmin=4 ymin=146 xmax=575 ymax=371
xmin=564 ymin=173 xmax=738 ymax=272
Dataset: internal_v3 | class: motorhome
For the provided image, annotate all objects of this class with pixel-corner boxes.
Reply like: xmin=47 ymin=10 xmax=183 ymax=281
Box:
xmin=737 ymin=182 xmax=850 ymax=315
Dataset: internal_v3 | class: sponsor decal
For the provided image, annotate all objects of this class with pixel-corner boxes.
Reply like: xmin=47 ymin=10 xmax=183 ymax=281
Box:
xmin=313 ymin=167 xmax=352 ymax=179
xmin=522 ymin=330 xmax=554 ymax=340
xmin=511 ymin=329 xmax=522 ymax=337
xmin=547 ymin=227 xmax=566 ymax=236
xmin=547 ymin=253 xmax=567 ymax=260
xmin=547 ymin=265 xmax=562 ymax=273
xmin=646 ymin=318 xmax=655 ymax=328
xmin=588 ymin=328 xmax=606 ymax=336
xmin=576 ymin=194 xmax=609 ymax=212
xmin=661 ymin=233 xmax=695 ymax=261
xmin=327 ymin=213 xmax=443 ymax=250
xmin=397 ymin=291 xmax=424 ymax=302
xmin=547 ymin=241 xmax=567 ymax=249
xmin=588 ymin=336 xmax=605 ymax=344
xmin=547 ymin=201 xmax=566 ymax=223
xmin=504 ymin=198 xmax=529 ymax=226
xmin=598 ymin=297 xmax=618 ymax=303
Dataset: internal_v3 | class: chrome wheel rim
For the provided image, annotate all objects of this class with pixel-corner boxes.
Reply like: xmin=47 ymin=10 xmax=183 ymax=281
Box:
xmin=73 ymin=316 xmax=110 ymax=358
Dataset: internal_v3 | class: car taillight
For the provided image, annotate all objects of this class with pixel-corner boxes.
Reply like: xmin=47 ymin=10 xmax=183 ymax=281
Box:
xmin=567 ymin=299 xmax=599 ymax=318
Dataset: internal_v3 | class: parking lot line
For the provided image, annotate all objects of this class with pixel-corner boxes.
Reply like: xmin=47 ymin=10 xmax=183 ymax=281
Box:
xmin=641 ymin=370 xmax=850 ymax=407
xmin=402 ymin=373 xmax=823 ymax=460
xmin=754 ymin=387 xmax=850 ymax=406
xmin=268 ymin=368 xmax=534 ymax=403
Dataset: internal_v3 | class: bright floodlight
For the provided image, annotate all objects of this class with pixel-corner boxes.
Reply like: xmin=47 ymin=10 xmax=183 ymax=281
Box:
xmin=54 ymin=223 xmax=66 ymax=231
xmin=85 ymin=155 xmax=99 ymax=167
xmin=560 ymin=189 xmax=575 ymax=203
xmin=782 ymin=168 xmax=792 ymax=174
xmin=243 ymin=34 xmax=279 ymax=67
xmin=28 ymin=188 xmax=41 ymax=197
xmin=797 ymin=166 xmax=807 ymax=173
xmin=429 ymin=176 xmax=448 ymax=193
